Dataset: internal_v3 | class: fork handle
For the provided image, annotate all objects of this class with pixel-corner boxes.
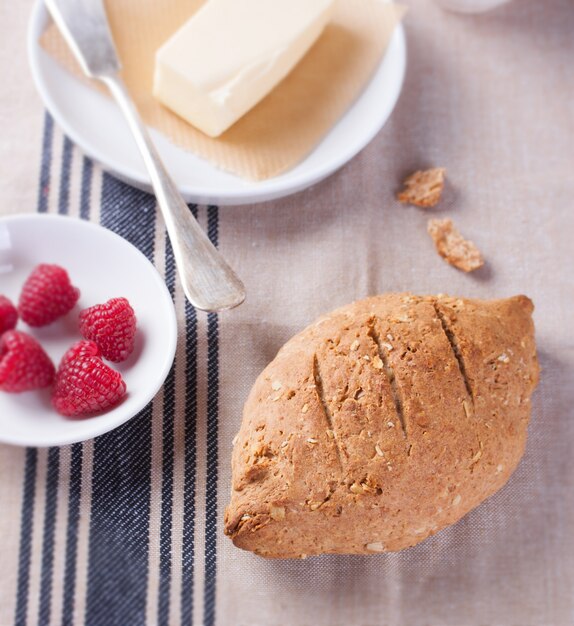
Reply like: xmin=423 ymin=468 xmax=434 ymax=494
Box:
xmin=99 ymin=74 xmax=245 ymax=312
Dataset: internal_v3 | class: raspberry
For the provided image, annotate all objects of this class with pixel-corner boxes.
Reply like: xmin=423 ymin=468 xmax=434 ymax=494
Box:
xmin=19 ymin=264 xmax=80 ymax=327
xmin=52 ymin=341 xmax=127 ymax=417
xmin=0 ymin=295 xmax=18 ymax=335
xmin=0 ymin=330 xmax=55 ymax=392
xmin=78 ymin=297 xmax=136 ymax=362
xmin=57 ymin=340 xmax=100 ymax=371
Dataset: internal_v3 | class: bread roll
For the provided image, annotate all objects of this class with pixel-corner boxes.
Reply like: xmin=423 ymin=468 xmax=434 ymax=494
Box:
xmin=225 ymin=294 xmax=539 ymax=558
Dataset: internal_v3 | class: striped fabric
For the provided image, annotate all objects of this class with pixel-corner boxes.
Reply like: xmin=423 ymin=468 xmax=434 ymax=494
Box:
xmin=12 ymin=116 xmax=221 ymax=626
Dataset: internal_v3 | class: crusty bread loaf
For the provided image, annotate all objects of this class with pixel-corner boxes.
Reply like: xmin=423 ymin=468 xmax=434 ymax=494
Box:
xmin=224 ymin=294 xmax=539 ymax=558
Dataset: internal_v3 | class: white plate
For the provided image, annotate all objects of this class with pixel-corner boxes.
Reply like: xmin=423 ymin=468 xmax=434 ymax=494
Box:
xmin=28 ymin=1 xmax=406 ymax=206
xmin=0 ymin=214 xmax=177 ymax=447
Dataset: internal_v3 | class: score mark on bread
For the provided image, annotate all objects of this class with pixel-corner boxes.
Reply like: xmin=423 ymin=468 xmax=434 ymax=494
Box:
xmin=225 ymin=293 xmax=539 ymax=558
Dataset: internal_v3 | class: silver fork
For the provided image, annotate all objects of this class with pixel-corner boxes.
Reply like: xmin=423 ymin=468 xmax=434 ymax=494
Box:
xmin=44 ymin=0 xmax=246 ymax=312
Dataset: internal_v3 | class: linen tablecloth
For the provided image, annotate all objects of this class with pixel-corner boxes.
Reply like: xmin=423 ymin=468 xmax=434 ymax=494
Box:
xmin=1 ymin=1 xmax=573 ymax=625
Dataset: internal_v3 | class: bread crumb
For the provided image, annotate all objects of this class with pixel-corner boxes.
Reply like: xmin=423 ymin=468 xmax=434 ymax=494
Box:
xmin=372 ymin=356 xmax=384 ymax=369
xmin=397 ymin=167 xmax=446 ymax=207
xmin=427 ymin=218 xmax=484 ymax=272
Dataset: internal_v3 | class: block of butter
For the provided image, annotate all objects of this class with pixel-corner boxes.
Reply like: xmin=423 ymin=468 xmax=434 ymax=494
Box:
xmin=153 ymin=0 xmax=336 ymax=138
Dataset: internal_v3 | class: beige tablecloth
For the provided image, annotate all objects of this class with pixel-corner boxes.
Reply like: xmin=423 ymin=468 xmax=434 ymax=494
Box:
xmin=1 ymin=1 xmax=573 ymax=625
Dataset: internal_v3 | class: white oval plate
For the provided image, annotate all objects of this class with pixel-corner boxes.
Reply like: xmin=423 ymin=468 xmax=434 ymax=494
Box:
xmin=0 ymin=214 xmax=177 ymax=447
xmin=28 ymin=1 xmax=406 ymax=206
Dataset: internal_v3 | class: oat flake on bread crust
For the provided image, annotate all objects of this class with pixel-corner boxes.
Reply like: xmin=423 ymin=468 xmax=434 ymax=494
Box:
xmin=225 ymin=293 xmax=539 ymax=558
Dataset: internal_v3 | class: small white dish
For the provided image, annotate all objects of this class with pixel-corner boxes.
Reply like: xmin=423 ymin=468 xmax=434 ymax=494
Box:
xmin=27 ymin=1 xmax=406 ymax=206
xmin=0 ymin=214 xmax=177 ymax=447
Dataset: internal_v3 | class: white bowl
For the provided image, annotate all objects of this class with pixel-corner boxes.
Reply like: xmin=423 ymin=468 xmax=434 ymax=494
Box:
xmin=27 ymin=0 xmax=406 ymax=206
xmin=0 ymin=214 xmax=177 ymax=447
